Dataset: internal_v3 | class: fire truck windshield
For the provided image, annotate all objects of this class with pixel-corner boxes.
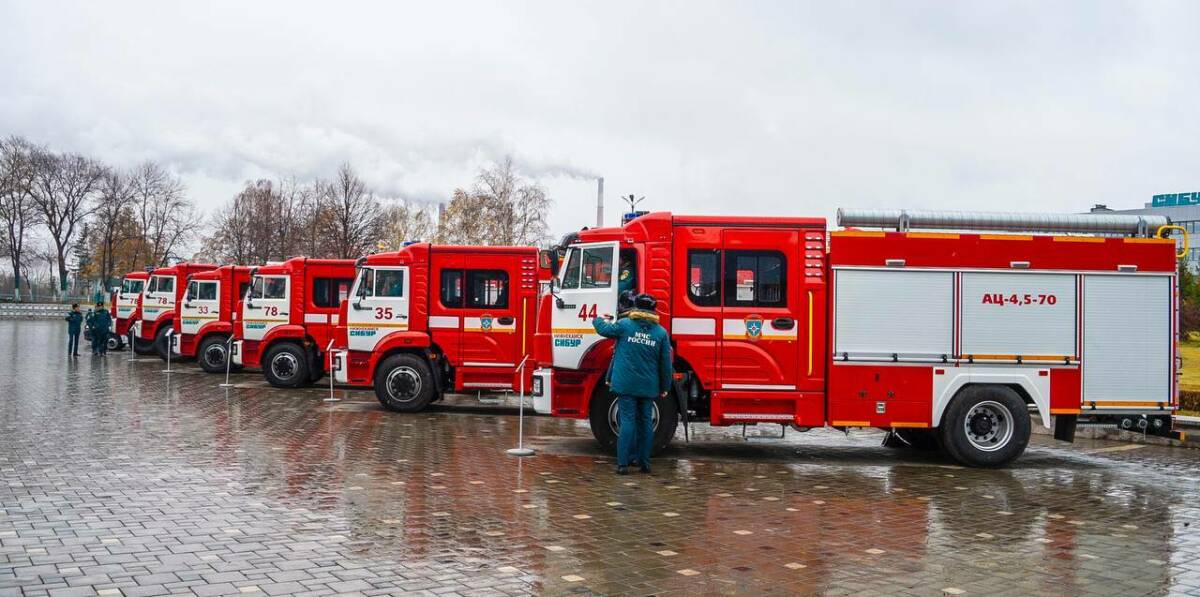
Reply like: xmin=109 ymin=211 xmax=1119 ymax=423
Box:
xmin=121 ymin=278 xmax=144 ymax=295
xmin=149 ymin=275 xmax=173 ymax=294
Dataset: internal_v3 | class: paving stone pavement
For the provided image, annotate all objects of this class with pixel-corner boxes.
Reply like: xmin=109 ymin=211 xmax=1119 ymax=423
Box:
xmin=1 ymin=320 xmax=1199 ymax=596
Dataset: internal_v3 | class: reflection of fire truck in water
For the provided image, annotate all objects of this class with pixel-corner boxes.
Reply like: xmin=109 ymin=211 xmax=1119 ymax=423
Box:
xmin=531 ymin=209 xmax=1181 ymax=467
xmin=171 ymin=265 xmax=254 ymax=373
xmin=231 ymin=258 xmax=356 ymax=388
xmin=329 ymin=244 xmax=550 ymax=412
xmin=108 ymin=270 xmax=148 ymax=351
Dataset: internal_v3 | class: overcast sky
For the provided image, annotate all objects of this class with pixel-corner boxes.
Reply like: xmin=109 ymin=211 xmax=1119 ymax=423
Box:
xmin=2 ymin=1 xmax=1198 ymax=238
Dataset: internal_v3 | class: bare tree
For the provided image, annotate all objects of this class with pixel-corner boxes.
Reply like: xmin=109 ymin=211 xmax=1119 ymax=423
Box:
xmin=380 ymin=198 xmax=435 ymax=249
xmin=128 ymin=161 xmax=193 ymax=267
xmin=30 ymin=150 xmax=104 ymax=293
xmin=318 ymin=164 xmax=386 ymax=258
xmin=0 ymin=137 xmax=39 ymax=300
xmin=90 ymin=169 xmax=134 ymax=286
xmin=205 ymin=178 xmax=329 ymax=264
xmin=436 ymin=157 xmax=553 ymax=246
xmin=435 ymin=188 xmax=491 ymax=245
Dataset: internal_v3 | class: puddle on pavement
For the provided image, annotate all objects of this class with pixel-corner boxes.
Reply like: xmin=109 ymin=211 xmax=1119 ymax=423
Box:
xmin=1 ymin=319 xmax=1196 ymax=596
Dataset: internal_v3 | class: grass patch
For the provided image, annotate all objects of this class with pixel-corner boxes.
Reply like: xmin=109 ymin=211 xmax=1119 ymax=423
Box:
xmin=1182 ymin=339 xmax=1200 ymax=393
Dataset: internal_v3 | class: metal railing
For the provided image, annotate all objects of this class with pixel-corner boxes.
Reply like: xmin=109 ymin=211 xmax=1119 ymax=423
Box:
xmin=0 ymin=303 xmax=74 ymax=319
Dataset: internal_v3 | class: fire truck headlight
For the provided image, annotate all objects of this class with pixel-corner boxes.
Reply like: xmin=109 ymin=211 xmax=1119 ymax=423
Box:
xmin=531 ymin=376 xmax=543 ymax=397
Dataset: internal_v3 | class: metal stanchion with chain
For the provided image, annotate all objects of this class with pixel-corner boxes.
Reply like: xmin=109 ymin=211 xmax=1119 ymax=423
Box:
xmin=219 ymin=335 xmax=235 ymax=388
xmin=324 ymin=339 xmax=340 ymax=403
xmin=506 ymin=355 xmax=535 ymax=457
xmin=161 ymin=331 xmax=175 ymax=374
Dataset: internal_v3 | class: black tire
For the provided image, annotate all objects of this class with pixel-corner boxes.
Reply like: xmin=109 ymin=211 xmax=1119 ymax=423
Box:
xmin=938 ymin=385 xmax=1031 ymax=468
xmin=587 ymin=384 xmax=679 ymax=456
xmin=197 ymin=334 xmax=231 ymax=374
xmin=133 ymin=336 xmax=156 ymax=355
xmin=105 ymin=333 xmax=122 ymax=352
xmin=153 ymin=325 xmax=173 ymax=361
xmin=308 ymin=350 xmax=325 ymax=384
xmin=373 ymin=353 xmax=435 ymax=412
xmin=263 ymin=342 xmax=310 ymax=388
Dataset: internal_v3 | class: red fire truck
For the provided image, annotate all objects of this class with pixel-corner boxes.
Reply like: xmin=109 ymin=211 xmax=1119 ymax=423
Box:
xmin=108 ymin=270 xmax=148 ymax=351
xmin=170 ymin=265 xmax=254 ymax=373
xmin=133 ymin=262 xmax=218 ymax=359
xmin=231 ymin=257 xmax=356 ymax=387
xmin=531 ymin=209 xmax=1180 ymax=467
xmin=329 ymin=244 xmax=548 ymax=412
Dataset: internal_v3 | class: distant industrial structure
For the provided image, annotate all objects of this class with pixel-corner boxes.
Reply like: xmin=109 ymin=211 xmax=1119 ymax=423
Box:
xmin=1090 ymin=192 xmax=1200 ymax=270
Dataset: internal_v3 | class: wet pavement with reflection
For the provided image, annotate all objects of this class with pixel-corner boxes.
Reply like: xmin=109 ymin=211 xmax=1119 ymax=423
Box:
xmin=1 ymin=320 xmax=1199 ymax=596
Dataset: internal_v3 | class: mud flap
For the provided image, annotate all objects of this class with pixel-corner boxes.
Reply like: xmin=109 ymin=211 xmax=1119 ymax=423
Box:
xmin=673 ymin=378 xmax=689 ymax=443
xmin=1053 ymin=414 xmax=1077 ymax=443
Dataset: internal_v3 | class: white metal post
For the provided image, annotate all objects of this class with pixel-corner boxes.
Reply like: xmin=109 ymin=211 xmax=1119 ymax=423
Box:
xmin=506 ymin=355 xmax=535 ymax=457
xmin=126 ymin=329 xmax=136 ymax=362
xmin=324 ymin=339 xmax=339 ymax=402
xmin=161 ymin=331 xmax=174 ymax=374
xmin=219 ymin=335 xmax=235 ymax=388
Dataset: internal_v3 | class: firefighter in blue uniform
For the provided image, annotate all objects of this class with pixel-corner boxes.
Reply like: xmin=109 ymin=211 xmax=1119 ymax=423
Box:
xmin=90 ymin=302 xmax=112 ymax=355
xmin=592 ymin=293 xmax=673 ymax=475
xmin=64 ymin=303 xmax=83 ymax=357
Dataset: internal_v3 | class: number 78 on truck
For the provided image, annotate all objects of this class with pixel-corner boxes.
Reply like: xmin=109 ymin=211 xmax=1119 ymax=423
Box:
xmin=529 ymin=208 xmax=1183 ymax=468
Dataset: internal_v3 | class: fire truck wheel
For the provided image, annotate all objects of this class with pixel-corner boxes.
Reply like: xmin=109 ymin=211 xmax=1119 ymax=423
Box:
xmin=133 ymin=337 xmax=156 ymax=355
xmin=373 ymin=353 xmax=435 ymax=412
xmin=588 ymin=387 xmax=679 ymax=456
xmin=938 ymin=385 xmax=1030 ymax=468
xmin=105 ymin=333 xmax=122 ymax=352
xmin=153 ymin=326 xmax=173 ymax=361
xmin=197 ymin=335 xmax=231 ymax=374
xmin=263 ymin=342 xmax=310 ymax=388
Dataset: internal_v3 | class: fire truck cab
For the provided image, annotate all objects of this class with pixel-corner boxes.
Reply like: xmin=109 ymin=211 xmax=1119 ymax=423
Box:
xmin=171 ymin=265 xmax=254 ymax=373
xmin=108 ymin=270 xmax=148 ymax=351
xmin=532 ymin=210 xmax=1180 ymax=467
xmin=231 ymin=258 xmax=355 ymax=388
xmin=330 ymin=244 xmax=548 ymax=412
xmin=134 ymin=262 xmax=218 ymax=360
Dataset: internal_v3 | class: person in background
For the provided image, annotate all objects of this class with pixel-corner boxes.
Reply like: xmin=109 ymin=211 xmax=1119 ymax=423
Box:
xmin=617 ymin=253 xmax=637 ymax=296
xmin=592 ymin=293 xmax=673 ymax=475
xmin=91 ymin=302 xmax=112 ymax=356
xmin=64 ymin=303 xmax=83 ymax=357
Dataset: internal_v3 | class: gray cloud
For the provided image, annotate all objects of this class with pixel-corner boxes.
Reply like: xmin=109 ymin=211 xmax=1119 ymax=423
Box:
xmin=2 ymin=0 xmax=1198 ymax=238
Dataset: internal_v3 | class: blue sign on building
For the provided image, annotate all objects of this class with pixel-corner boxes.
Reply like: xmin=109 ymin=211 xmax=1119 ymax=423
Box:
xmin=1152 ymin=192 xmax=1200 ymax=207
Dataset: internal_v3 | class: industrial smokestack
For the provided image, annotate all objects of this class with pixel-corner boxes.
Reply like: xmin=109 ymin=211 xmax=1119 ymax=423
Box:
xmin=596 ymin=177 xmax=604 ymax=227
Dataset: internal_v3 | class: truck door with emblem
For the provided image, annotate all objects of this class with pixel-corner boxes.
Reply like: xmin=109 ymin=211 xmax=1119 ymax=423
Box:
xmin=457 ymin=261 xmax=521 ymax=390
xmin=346 ymin=265 xmax=410 ymax=352
xmin=243 ymin=274 xmax=290 ymax=341
xmin=117 ymin=276 xmax=144 ymax=322
xmin=143 ymin=273 xmax=176 ymax=327
xmin=430 ymin=253 xmax=466 ymax=366
xmin=180 ymin=277 xmax=220 ymax=336
xmin=718 ymin=229 xmax=801 ymax=390
xmin=551 ymin=241 xmax=620 ymax=369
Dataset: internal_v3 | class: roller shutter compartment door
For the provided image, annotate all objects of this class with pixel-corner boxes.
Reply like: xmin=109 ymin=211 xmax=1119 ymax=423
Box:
xmin=1082 ymin=275 xmax=1171 ymax=405
xmin=834 ymin=269 xmax=953 ymax=360
xmin=960 ymin=272 xmax=1077 ymax=359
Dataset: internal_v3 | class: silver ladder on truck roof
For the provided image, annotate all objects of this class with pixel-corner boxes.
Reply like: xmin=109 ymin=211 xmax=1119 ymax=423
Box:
xmin=837 ymin=208 xmax=1169 ymax=237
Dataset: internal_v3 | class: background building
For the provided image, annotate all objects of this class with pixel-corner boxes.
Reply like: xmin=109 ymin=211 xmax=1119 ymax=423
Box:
xmin=1090 ymin=193 xmax=1200 ymax=271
